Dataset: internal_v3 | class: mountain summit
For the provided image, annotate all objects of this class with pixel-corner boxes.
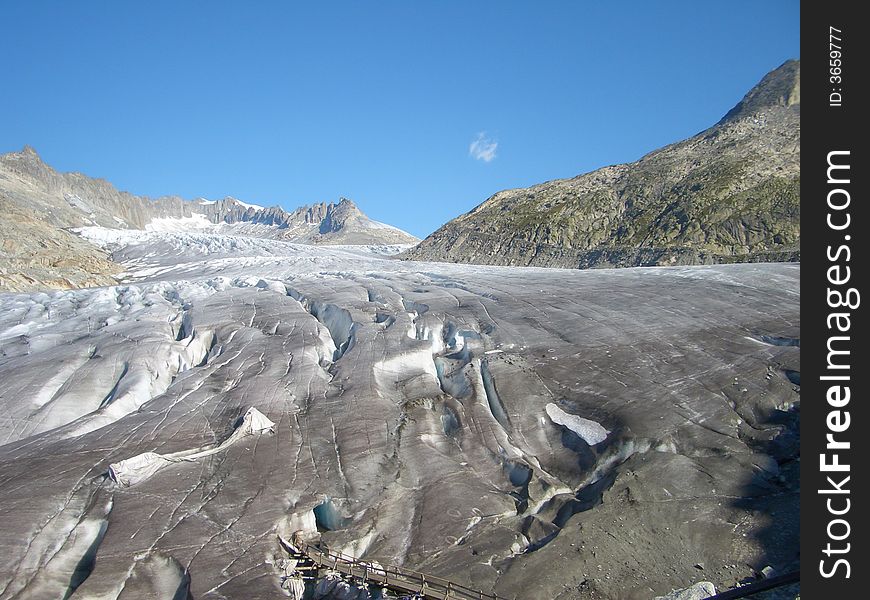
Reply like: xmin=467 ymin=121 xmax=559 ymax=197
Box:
xmin=403 ymin=60 xmax=800 ymax=269
xmin=719 ymin=59 xmax=800 ymax=123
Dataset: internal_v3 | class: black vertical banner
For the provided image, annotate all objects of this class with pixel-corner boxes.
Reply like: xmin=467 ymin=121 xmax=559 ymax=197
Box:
xmin=802 ymin=2 xmax=867 ymax=598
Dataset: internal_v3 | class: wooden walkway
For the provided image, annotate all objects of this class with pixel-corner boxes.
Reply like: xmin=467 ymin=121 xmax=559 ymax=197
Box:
xmin=280 ymin=535 xmax=799 ymax=599
xmin=279 ymin=536 xmax=508 ymax=600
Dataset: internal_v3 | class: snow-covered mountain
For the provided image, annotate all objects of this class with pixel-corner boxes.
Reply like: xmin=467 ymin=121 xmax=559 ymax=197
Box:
xmin=0 ymin=147 xmax=418 ymax=291
xmin=0 ymin=226 xmax=800 ymax=599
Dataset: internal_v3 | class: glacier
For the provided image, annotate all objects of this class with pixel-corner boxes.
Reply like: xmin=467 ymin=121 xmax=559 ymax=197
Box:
xmin=0 ymin=228 xmax=799 ymax=599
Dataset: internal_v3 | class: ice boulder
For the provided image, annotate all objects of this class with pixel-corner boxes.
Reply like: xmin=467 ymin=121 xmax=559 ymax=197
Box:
xmin=545 ymin=403 xmax=610 ymax=445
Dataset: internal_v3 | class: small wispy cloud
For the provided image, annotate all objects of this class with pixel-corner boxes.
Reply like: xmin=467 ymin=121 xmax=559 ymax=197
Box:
xmin=469 ymin=132 xmax=498 ymax=162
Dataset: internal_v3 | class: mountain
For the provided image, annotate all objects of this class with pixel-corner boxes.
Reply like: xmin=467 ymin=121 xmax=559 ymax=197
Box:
xmin=0 ymin=148 xmax=418 ymax=291
xmin=403 ymin=60 xmax=800 ymax=268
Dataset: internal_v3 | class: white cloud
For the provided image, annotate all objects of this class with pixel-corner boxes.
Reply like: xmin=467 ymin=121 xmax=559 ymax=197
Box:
xmin=469 ymin=132 xmax=498 ymax=162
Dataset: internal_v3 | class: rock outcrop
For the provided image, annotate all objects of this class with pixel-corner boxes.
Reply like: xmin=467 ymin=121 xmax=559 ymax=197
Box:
xmin=403 ymin=60 xmax=800 ymax=268
xmin=0 ymin=197 xmax=121 ymax=292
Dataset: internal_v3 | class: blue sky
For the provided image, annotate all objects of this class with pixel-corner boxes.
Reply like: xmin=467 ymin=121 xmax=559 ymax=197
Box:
xmin=2 ymin=1 xmax=799 ymax=238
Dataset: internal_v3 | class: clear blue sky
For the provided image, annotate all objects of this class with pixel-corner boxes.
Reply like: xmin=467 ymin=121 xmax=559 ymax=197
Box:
xmin=2 ymin=1 xmax=799 ymax=238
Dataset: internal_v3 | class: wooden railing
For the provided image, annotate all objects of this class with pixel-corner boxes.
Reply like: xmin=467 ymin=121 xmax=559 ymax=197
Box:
xmin=281 ymin=536 xmax=800 ymax=599
xmin=279 ymin=536 xmax=508 ymax=600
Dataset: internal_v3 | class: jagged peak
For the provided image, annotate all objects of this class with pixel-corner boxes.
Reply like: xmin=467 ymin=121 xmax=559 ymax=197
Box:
xmin=718 ymin=59 xmax=800 ymax=124
xmin=2 ymin=145 xmax=45 ymax=163
xmin=0 ymin=145 xmax=54 ymax=181
xmin=332 ymin=197 xmax=363 ymax=214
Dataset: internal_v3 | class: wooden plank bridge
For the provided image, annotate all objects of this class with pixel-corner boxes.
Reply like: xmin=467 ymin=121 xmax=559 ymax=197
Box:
xmin=279 ymin=535 xmax=801 ymax=599
xmin=279 ymin=535 xmax=508 ymax=600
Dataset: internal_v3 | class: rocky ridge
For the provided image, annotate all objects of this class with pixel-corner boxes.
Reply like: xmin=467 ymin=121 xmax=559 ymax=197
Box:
xmin=402 ymin=60 xmax=800 ymax=268
xmin=0 ymin=149 xmax=417 ymax=291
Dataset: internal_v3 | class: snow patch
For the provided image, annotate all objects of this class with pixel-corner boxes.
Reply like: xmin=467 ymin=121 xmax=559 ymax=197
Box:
xmin=545 ymin=403 xmax=610 ymax=445
xmin=145 ymin=214 xmax=214 ymax=232
xmin=228 ymin=197 xmax=264 ymax=210
xmin=108 ymin=407 xmax=274 ymax=486
xmin=362 ymin=217 xmax=418 ymax=238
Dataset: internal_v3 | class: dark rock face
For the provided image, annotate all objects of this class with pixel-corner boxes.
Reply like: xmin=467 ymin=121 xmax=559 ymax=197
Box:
xmin=403 ymin=60 xmax=800 ymax=269
xmin=0 ymin=150 xmax=417 ymax=291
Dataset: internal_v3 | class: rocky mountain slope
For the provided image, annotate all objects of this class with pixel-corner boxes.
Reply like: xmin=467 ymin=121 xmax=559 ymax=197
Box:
xmin=403 ymin=60 xmax=800 ymax=268
xmin=0 ymin=196 xmax=122 ymax=291
xmin=0 ymin=148 xmax=417 ymax=292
